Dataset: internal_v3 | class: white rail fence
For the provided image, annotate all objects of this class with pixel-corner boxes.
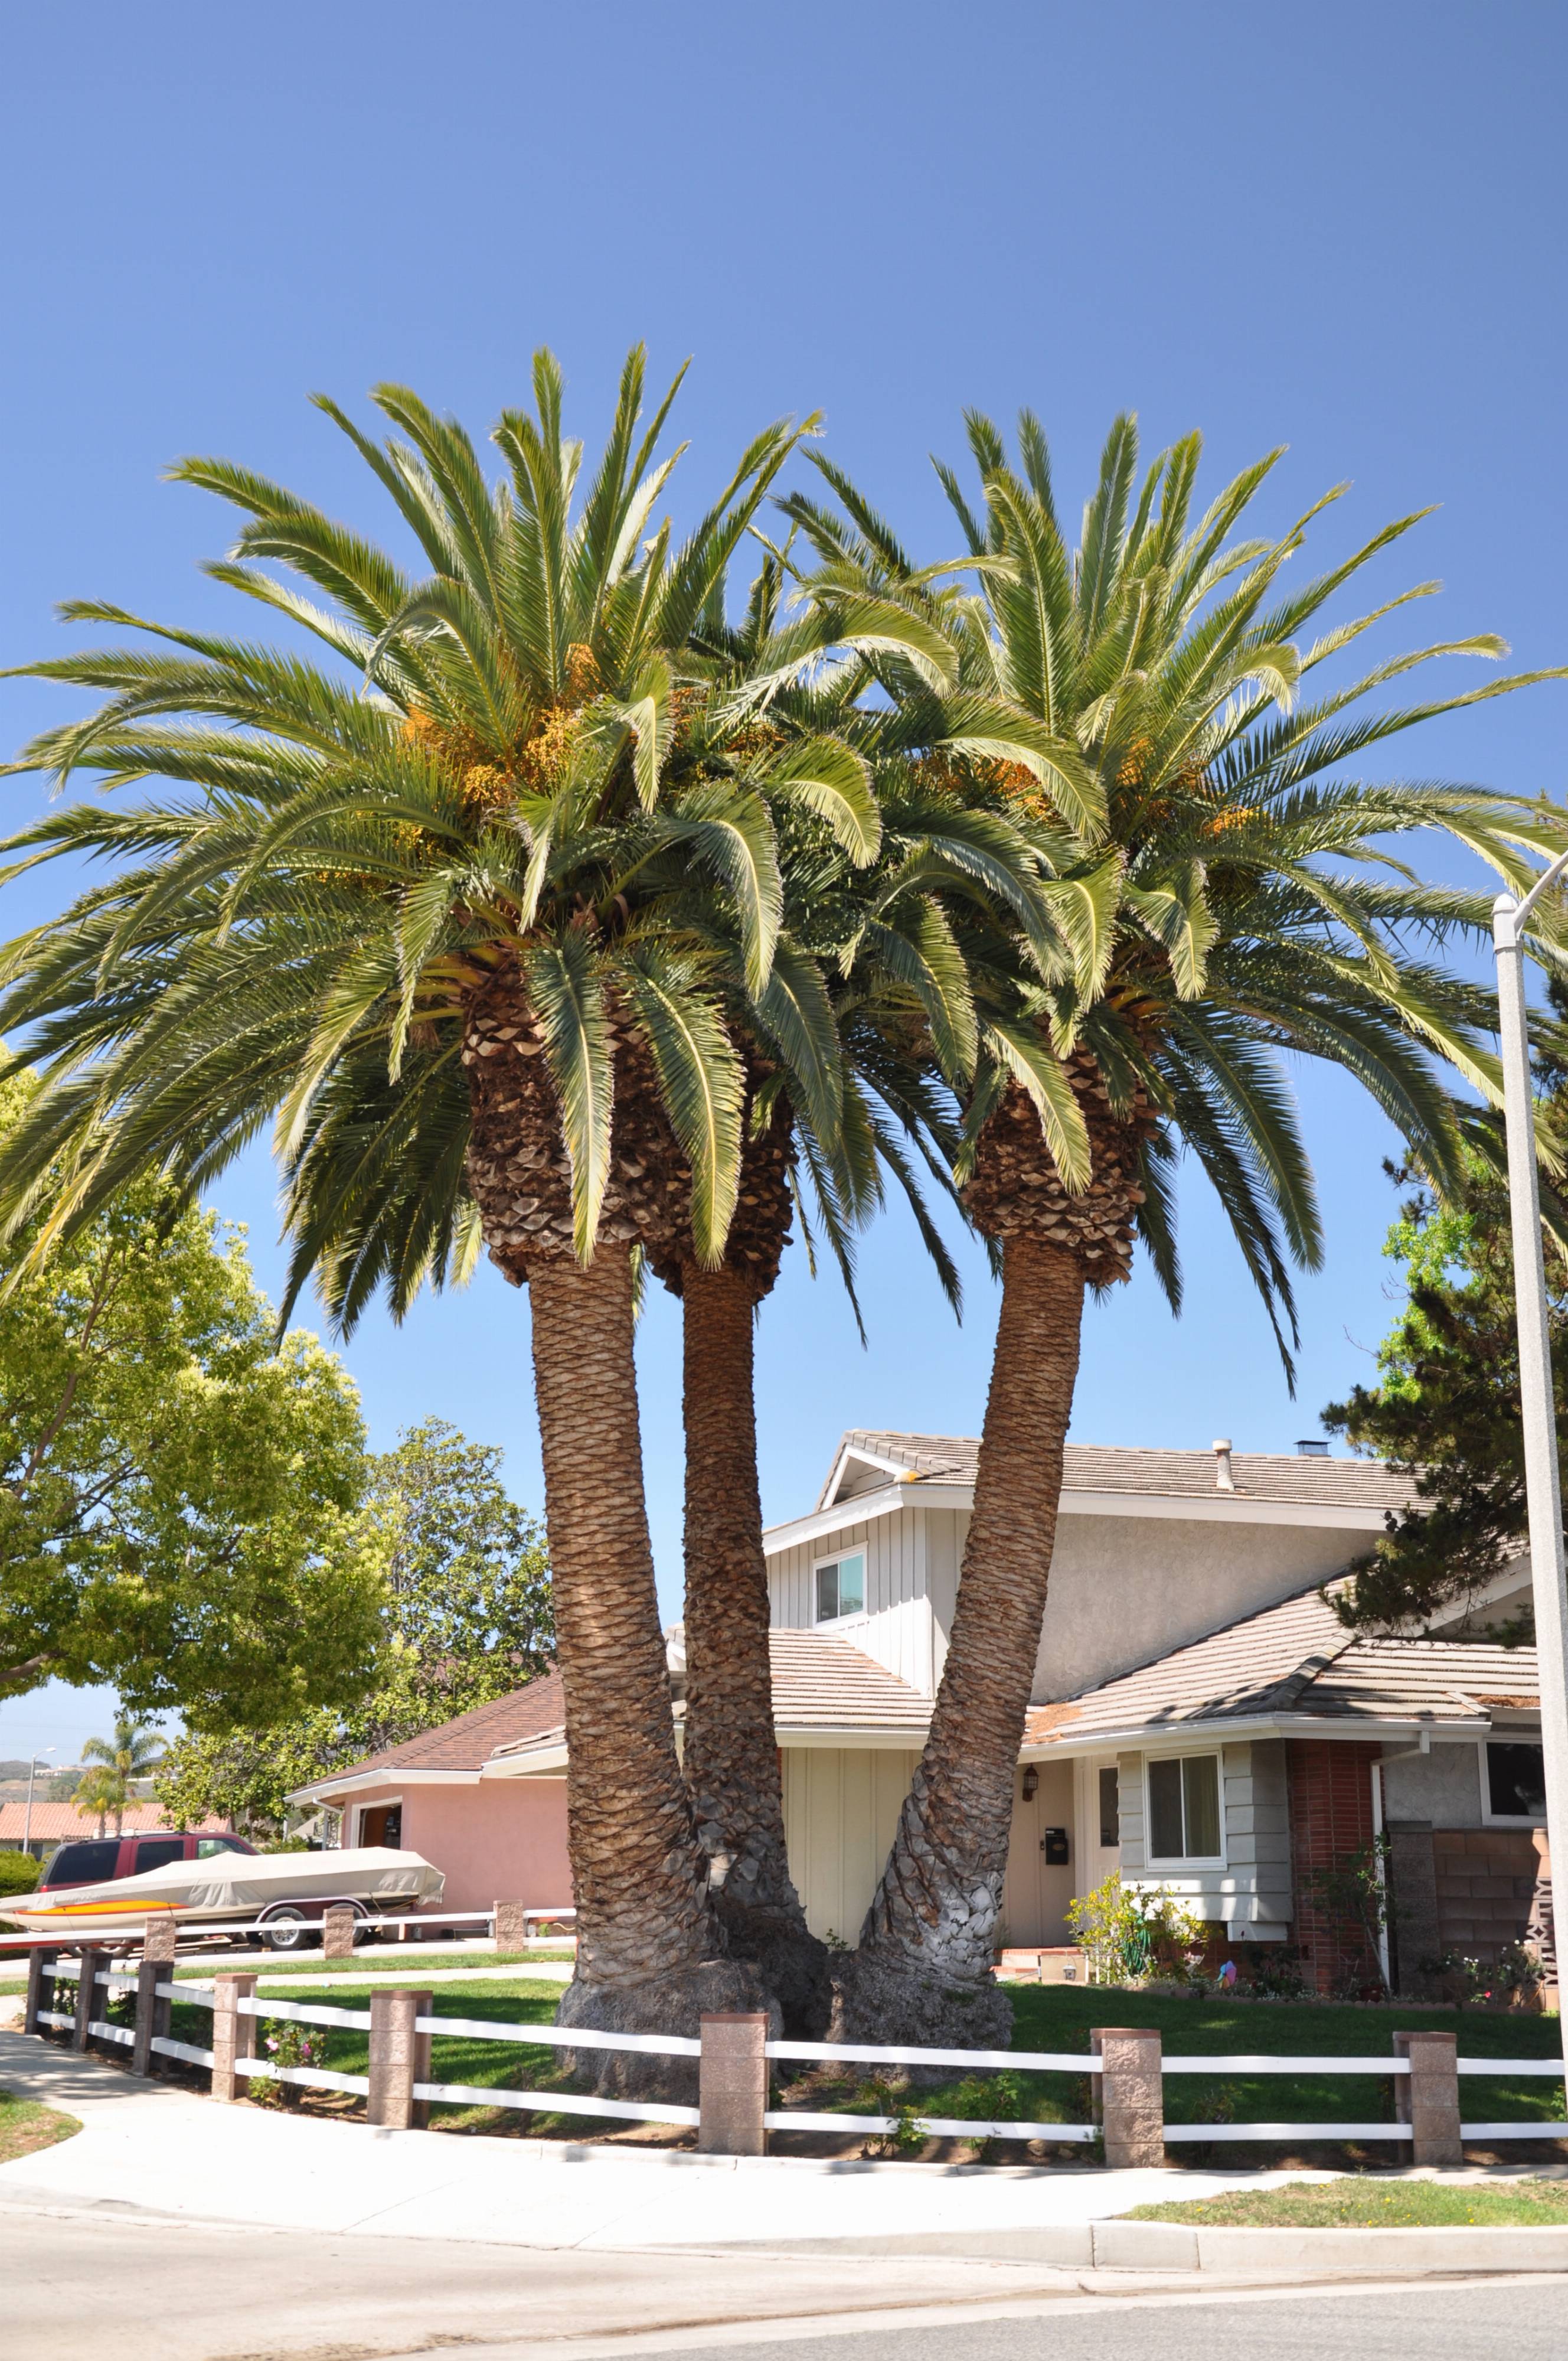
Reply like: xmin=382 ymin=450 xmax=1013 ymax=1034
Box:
xmin=22 ymin=1950 xmax=1568 ymax=2164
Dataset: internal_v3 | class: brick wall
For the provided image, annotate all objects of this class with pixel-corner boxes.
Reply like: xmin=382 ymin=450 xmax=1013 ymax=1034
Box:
xmin=1433 ymin=1830 xmax=1545 ymax=1964
xmin=1285 ymin=1739 xmax=1382 ymax=1994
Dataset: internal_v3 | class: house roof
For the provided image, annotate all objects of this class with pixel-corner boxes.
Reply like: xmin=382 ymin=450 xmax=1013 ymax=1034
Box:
xmin=0 ymin=1801 xmax=228 ymax=1845
xmin=325 ymin=1673 xmax=567 ymax=1779
xmin=303 ymin=1636 xmax=930 ymax=1799
xmin=1024 ymin=1583 xmax=1540 ymax=1749
xmin=826 ymin=1430 xmax=1416 ymax=1513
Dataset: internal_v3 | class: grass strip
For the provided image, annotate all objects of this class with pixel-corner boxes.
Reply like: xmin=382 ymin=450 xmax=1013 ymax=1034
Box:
xmin=0 ymin=2084 xmax=81 ymax=2164
xmin=1123 ymin=2177 xmax=1568 ymax=2227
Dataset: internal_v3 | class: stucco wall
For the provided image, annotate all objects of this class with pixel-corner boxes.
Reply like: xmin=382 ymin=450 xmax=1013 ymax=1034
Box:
xmin=334 ymin=1778 xmax=572 ymax=1916
xmin=1001 ymin=1760 xmax=1077 ymax=1946
xmin=1034 ymin=1514 xmax=1369 ymax=1701
xmin=779 ymin=1746 xmax=920 ymax=1942
xmin=1381 ymin=1741 xmax=1484 ymax=1827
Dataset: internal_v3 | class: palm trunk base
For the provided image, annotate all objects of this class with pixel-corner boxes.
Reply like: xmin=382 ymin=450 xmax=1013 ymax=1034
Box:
xmin=556 ymin=1959 xmax=781 ymax=2100
xmin=711 ymin=1889 xmax=832 ymax=2038
xmin=828 ymin=1949 xmax=1013 ymax=2066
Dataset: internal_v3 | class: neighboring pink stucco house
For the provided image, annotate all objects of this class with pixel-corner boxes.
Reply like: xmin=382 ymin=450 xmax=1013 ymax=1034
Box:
xmin=297 ymin=1679 xmax=571 ymax=1918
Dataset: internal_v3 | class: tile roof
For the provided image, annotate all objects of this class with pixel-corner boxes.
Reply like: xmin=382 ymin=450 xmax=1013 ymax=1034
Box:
xmin=0 ymin=1801 xmax=228 ymax=1844
xmin=763 ymin=1629 xmax=930 ymax=1733
xmin=831 ymin=1430 xmax=1416 ymax=1512
xmin=1024 ymin=1586 xmax=1540 ymax=1747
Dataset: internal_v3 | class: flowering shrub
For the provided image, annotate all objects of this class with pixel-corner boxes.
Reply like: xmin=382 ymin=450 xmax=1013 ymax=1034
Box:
xmin=1066 ymin=1871 xmax=1206 ymax=1984
xmin=247 ymin=2018 xmax=322 ymax=2108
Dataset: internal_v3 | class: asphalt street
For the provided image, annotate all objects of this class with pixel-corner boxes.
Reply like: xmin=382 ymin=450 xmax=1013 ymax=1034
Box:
xmin=3 ymin=2193 xmax=1564 ymax=2361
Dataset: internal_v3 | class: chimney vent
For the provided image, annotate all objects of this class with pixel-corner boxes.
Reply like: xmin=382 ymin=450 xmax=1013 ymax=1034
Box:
xmin=1212 ymin=1439 xmax=1235 ymax=1492
xmin=1295 ymin=1439 xmax=1329 ymax=1457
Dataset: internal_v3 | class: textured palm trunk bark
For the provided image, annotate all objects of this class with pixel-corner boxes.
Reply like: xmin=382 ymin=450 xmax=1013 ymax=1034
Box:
xmin=681 ymin=1263 xmax=828 ymax=2034
xmin=528 ymin=1252 xmax=777 ymax=2092
xmin=835 ymin=1236 xmax=1086 ymax=2050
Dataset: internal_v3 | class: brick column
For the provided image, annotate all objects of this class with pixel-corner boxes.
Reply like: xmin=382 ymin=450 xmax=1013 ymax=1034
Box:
xmin=211 ymin=1972 xmax=259 ymax=2103
xmin=697 ymin=2012 xmax=769 ymax=2155
xmin=322 ymin=1903 xmax=357 ymax=1959
xmin=24 ymin=1948 xmax=56 ymax=2039
xmin=132 ymin=1922 xmax=178 ymax=2078
xmin=1394 ymin=2029 xmax=1462 ymax=2166
xmin=367 ymin=1987 xmax=433 ymax=2130
xmin=1286 ymin=1737 xmax=1381 ymax=1993
xmin=493 ymin=1899 xmax=528 ymax=1952
xmin=1092 ymin=2026 xmax=1164 ymax=2168
xmin=71 ymin=1948 xmax=104 ymax=2052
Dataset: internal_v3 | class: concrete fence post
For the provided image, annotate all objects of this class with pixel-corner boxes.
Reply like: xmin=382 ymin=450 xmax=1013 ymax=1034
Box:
xmin=23 ymin=1947 xmax=56 ymax=2039
xmin=1394 ymin=2028 xmax=1463 ymax=2165
xmin=1092 ymin=2026 xmax=1165 ymax=2168
xmin=697 ymin=2011 xmax=769 ymax=2155
xmin=492 ymin=1899 xmax=528 ymax=1952
xmin=71 ymin=1948 xmax=104 ymax=2053
xmin=367 ymin=1987 xmax=433 ymax=2130
xmin=132 ymin=1922 xmax=178 ymax=2078
xmin=322 ymin=1903 xmax=357 ymax=1959
xmin=211 ymin=1972 xmax=259 ymax=2103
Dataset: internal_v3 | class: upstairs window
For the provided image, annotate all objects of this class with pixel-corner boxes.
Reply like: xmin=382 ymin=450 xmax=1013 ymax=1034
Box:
xmin=815 ymin=1550 xmax=865 ymax=1623
xmin=1487 ymin=1742 xmax=1546 ymax=1821
xmin=1146 ymin=1753 xmax=1223 ymax=1863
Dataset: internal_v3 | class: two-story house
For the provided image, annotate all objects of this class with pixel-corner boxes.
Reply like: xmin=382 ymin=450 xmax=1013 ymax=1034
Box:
xmin=296 ymin=1429 xmax=1550 ymax=1994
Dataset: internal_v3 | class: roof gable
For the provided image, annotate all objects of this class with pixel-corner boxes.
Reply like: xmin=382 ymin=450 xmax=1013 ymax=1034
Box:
xmin=822 ymin=1429 xmax=1416 ymax=1514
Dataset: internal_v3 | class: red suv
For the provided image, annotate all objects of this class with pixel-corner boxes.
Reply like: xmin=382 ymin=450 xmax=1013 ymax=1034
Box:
xmin=41 ymin=1832 xmax=256 ymax=1889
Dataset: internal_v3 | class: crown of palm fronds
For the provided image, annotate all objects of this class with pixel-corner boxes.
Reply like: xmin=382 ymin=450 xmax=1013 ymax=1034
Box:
xmin=0 ymin=351 xmax=1004 ymax=1322
xmin=776 ymin=415 xmax=1568 ymax=1377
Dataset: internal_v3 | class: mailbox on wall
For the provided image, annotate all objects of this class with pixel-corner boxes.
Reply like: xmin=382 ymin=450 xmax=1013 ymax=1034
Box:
xmin=1041 ymin=1827 xmax=1070 ymax=1866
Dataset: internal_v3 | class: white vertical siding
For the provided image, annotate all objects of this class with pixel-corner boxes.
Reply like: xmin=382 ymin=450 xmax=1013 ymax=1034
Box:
xmin=780 ymin=1747 xmax=920 ymax=1941
xmin=767 ymin=1508 xmax=935 ymax=1695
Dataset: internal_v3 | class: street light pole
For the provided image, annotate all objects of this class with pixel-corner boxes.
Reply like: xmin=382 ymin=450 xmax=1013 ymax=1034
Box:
xmin=21 ymin=1750 xmax=51 ymax=1858
xmin=1493 ymin=852 xmax=1568 ymax=2030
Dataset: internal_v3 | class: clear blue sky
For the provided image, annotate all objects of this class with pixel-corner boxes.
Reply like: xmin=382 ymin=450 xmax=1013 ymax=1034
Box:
xmin=2 ymin=0 xmax=1564 ymax=1762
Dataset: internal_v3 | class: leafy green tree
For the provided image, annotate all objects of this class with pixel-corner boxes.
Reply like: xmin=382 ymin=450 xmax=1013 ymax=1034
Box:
xmin=74 ymin=1710 xmax=165 ymax=1836
xmin=155 ymin=1416 xmax=552 ymax=1833
xmin=1324 ymin=1094 xmax=1568 ymax=1630
xmin=0 ymin=1078 xmax=385 ymax=1725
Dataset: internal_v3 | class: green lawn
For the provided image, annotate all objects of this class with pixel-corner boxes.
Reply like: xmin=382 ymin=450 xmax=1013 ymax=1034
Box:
xmin=1123 ymin=2178 xmax=1568 ymax=2228
xmin=0 ymin=2085 xmax=80 ymax=2164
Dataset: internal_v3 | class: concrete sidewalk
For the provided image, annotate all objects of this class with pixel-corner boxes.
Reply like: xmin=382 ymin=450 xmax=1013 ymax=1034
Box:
xmin=0 ymin=2029 xmax=1315 ymax=2254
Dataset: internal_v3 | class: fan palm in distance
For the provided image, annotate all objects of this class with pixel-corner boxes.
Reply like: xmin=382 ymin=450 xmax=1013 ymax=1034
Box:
xmin=779 ymin=413 xmax=1568 ymax=2045
xmin=0 ymin=350 xmax=944 ymax=2040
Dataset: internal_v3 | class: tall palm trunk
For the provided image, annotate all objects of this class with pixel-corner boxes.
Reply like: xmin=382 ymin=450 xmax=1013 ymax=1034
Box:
xmin=836 ymin=1065 xmax=1147 ymax=2049
xmin=465 ymin=966 xmax=775 ymax=2082
xmin=528 ymin=1251 xmax=716 ymax=1988
xmin=835 ymin=1237 xmax=1086 ymax=2047
xmin=680 ymin=1263 xmax=828 ymax=2032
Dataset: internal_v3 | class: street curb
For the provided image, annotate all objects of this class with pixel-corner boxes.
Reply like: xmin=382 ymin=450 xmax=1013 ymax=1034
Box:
xmin=739 ymin=2220 xmax=1568 ymax=2274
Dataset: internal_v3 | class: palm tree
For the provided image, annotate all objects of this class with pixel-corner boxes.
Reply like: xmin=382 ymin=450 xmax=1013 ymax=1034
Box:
xmin=785 ymin=417 xmax=1568 ymax=2044
xmin=0 ymin=351 xmax=932 ymax=2047
xmin=77 ymin=1711 xmax=164 ymax=1838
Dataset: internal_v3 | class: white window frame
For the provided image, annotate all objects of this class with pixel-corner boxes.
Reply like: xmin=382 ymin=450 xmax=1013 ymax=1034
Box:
xmin=812 ymin=1546 xmax=868 ymax=1629
xmin=1142 ymin=1747 xmax=1227 ymax=1870
xmin=1479 ymin=1736 xmax=1547 ymax=1827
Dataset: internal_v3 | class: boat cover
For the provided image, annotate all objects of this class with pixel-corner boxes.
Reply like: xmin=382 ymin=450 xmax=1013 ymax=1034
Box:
xmin=7 ymin=1845 xmax=444 ymax=1934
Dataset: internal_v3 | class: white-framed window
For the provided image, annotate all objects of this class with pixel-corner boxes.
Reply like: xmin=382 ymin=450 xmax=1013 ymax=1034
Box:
xmin=1483 ymin=1739 xmax=1546 ymax=1824
xmin=1144 ymin=1751 xmax=1224 ymax=1866
xmin=814 ymin=1548 xmax=866 ymax=1625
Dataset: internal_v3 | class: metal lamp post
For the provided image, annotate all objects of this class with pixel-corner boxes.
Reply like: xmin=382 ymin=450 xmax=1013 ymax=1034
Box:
xmin=1492 ymin=853 xmax=1568 ymax=2026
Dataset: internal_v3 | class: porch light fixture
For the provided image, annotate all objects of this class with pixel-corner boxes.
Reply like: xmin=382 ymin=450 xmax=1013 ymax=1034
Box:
xmin=1021 ymin=1766 xmax=1038 ymax=1801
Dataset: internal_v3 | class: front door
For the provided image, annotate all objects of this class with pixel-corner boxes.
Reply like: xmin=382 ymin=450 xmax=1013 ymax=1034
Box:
xmin=1002 ymin=1762 xmax=1077 ymax=1946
